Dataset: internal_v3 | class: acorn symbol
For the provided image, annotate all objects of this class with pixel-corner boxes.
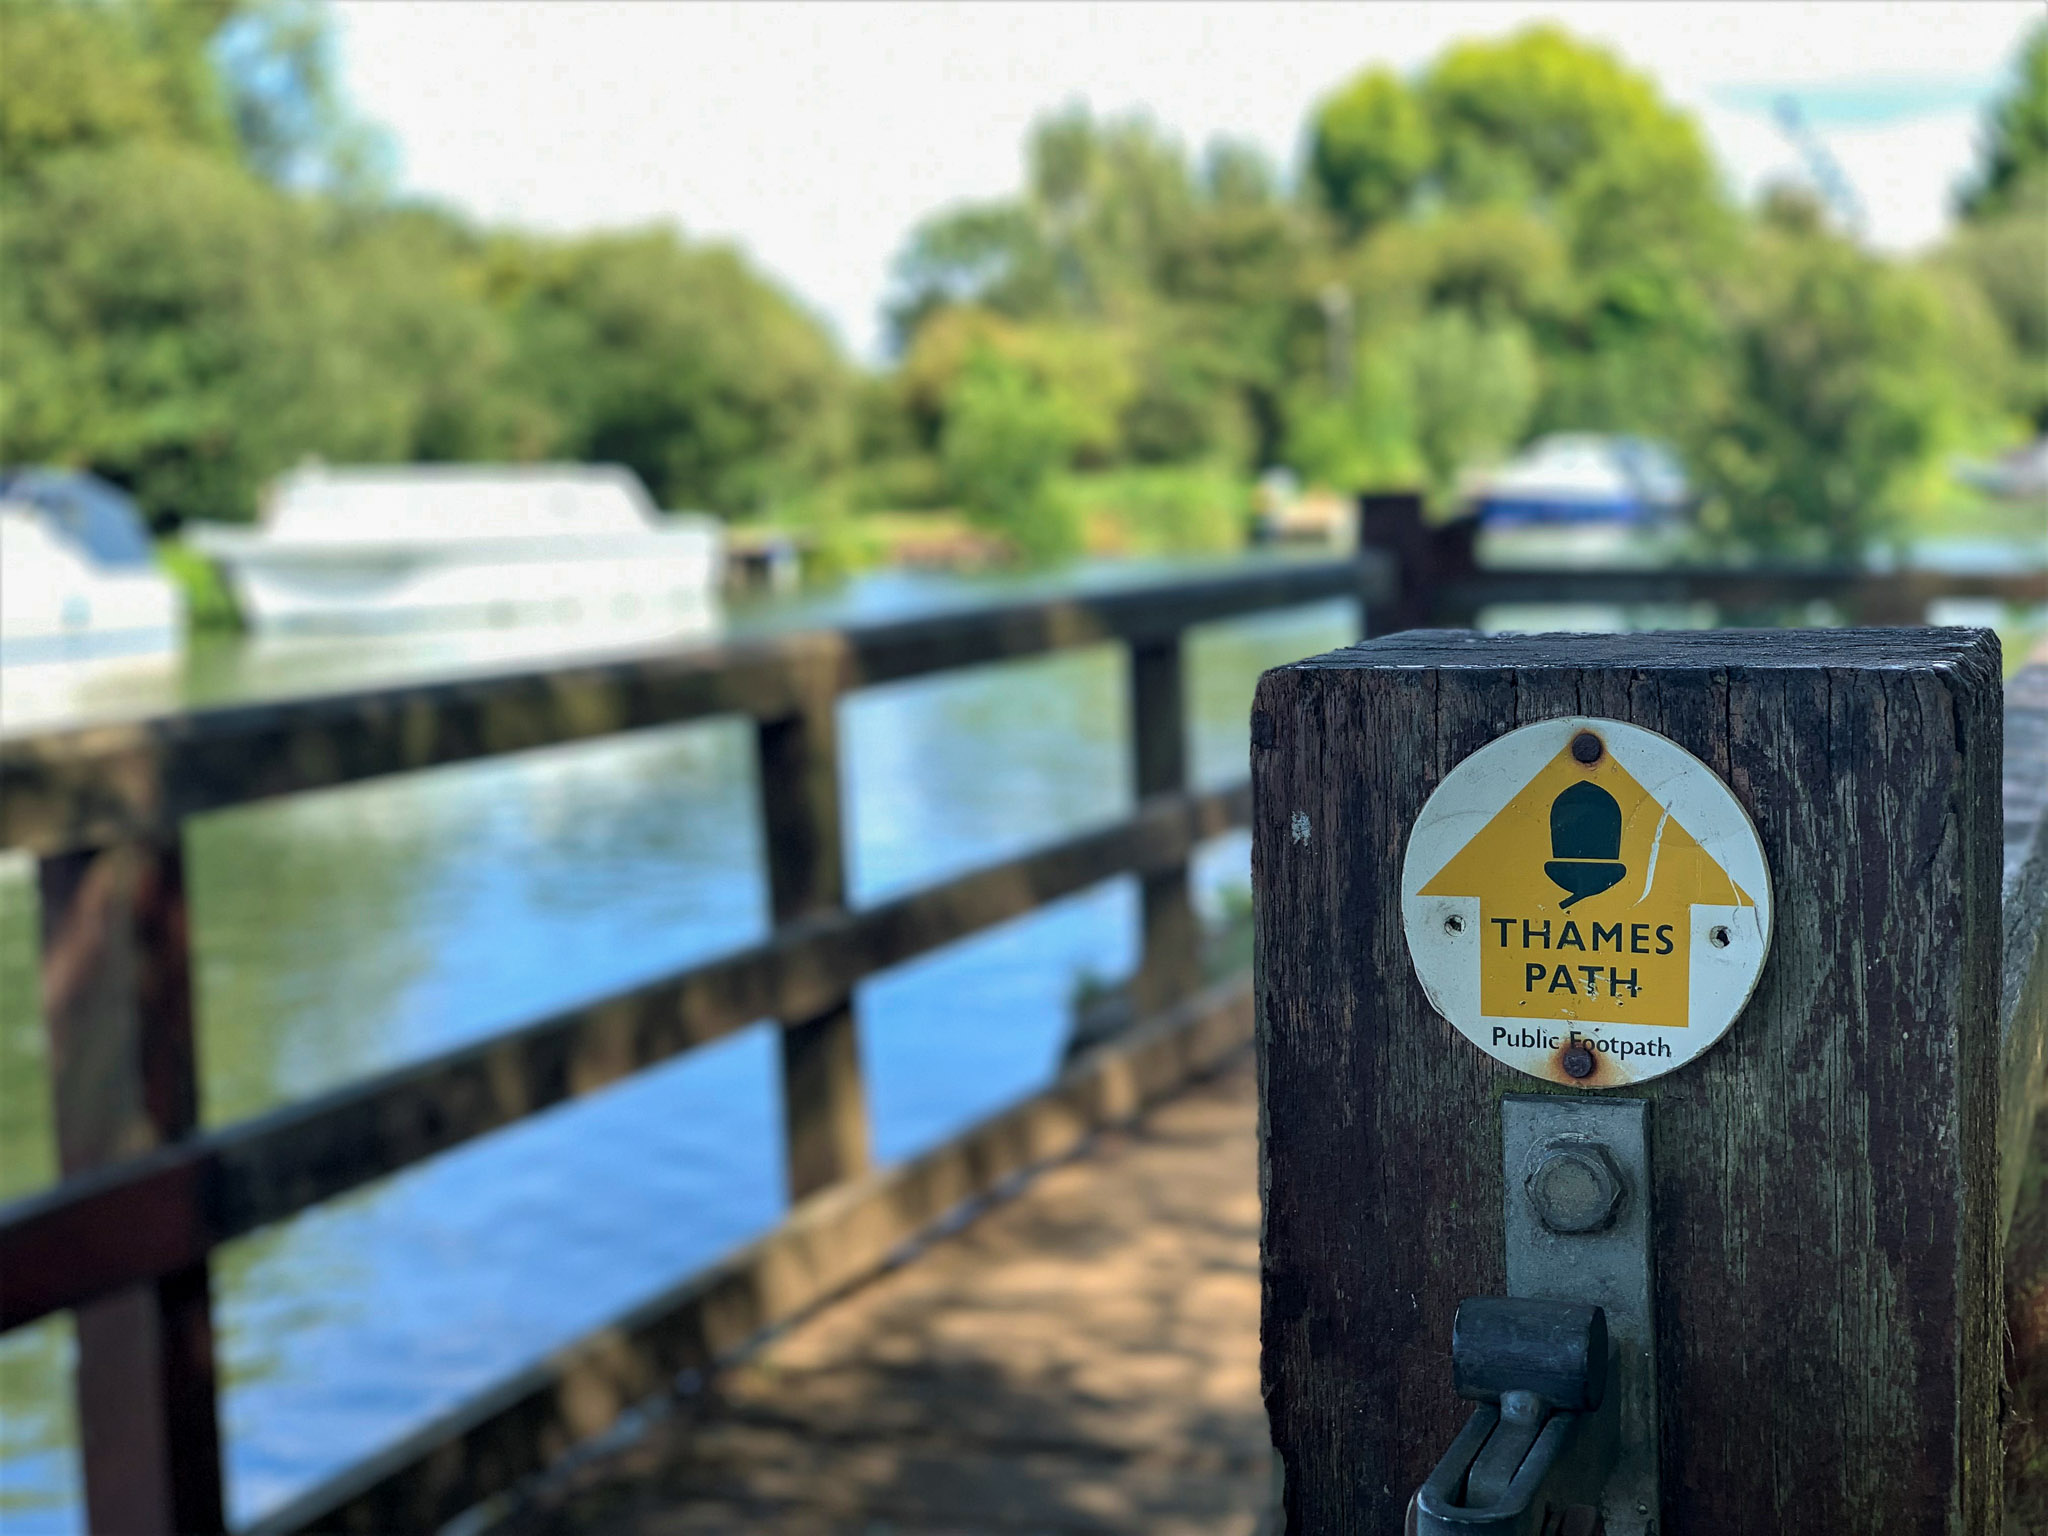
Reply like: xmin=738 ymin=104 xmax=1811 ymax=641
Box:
xmin=1544 ymin=781 xmax=1627 ymax=908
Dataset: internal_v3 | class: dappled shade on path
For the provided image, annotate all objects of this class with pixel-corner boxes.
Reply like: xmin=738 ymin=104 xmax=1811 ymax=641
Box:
xmin=502 ymin=1064 xmax=1269 ymax=1535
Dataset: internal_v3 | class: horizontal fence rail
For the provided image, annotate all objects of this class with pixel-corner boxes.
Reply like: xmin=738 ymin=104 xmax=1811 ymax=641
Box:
xmin=0 ymin=557 xmax=1375 ymax=856
xmin=3 ymin=492 xmax=2044 ymax=1536
xmin=0 ymin=782 xmax=1248 ymax=1329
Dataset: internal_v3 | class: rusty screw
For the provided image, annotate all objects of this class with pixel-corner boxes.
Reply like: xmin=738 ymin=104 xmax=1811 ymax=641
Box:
xmin=1525 ymin=1141 xmax=1625 ymax=1234
xmin=1560 ymin=1042 xmax=1596 ymax=1079
xmin=1570 ymin=731 xmax=1603 ymax=765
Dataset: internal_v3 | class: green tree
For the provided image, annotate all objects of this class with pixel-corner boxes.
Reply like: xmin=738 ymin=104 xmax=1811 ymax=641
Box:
xmin=1961 ymin=22 xmax=2048 ymax=220
xmin=1696 ymin=192 xmax=1967 ymax=556
xmin=0 ymin=0 xmax=236 ymax=177
xmin=1307 ymin=68 xmax=1434 ymax=238
xmin=940 ymin=344 xmax=1085 ymax=561
xmin=490 ymin=228 xmax=850 ymax=514
xmin=1943 ymin=23 xmax=2048 ymax=429
xmin=0 ymin=142 xmax=394 ymax=524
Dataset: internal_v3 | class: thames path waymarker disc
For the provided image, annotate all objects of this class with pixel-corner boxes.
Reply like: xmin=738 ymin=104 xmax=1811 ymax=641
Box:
xmin=1400 ymin=717 xmax=1772 ymax=1087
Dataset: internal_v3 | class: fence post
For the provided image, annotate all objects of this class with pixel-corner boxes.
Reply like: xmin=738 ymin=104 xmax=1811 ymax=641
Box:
xmin=1129 ymin=634 xmax=1201 ymax=1017
xmin=1356 ymin=491 xmax=1479 ymax=636
xmin=757 ymin=677 xmax=869 ymax=1201
xmin=1251 ymin=627 xmax=2002 ymax=1534
xmin=37 ymin=839 xmax=226 ymax=1536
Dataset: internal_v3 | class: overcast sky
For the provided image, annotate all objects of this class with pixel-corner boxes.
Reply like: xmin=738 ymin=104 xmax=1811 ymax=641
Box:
xmin=333 ymin=1 xmax=2040 ymax=362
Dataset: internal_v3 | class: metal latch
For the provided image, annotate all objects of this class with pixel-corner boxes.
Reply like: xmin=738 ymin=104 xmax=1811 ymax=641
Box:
xmin=1410 ymin=1097 xmax=1658 ymax=1536
xmin=1408 ymin=1296 xmax=1614 ymax=1535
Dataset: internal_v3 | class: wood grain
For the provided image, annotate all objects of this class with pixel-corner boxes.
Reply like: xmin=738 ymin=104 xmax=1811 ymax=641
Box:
xmin=1252 ymin=627 xmax=2003 ymax=1535
xmin=37 ymin=842 xmax=225 ymax=1535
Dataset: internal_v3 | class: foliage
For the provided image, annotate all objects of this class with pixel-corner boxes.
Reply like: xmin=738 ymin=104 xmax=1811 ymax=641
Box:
xmin=156 ymin=536 xmax=243 ymax=630
xmin=1060 ymin=463 xmax=1249 ymax=556
xmin=1693 ymin=194 xmax=1970 ymax=556
xmin=0 ymin=0 xmax=849 ymax=527
xmin=939 ymin=344 xmax=1086 ymax=561
xmin=487 ymin=228 xmax=849 ymax=513
xmin=1 ymin=2 xmax=2038 ymax=565
xmin=1 ymin=142 xmax=381 ymax=524
xmin=1308 ymin=69 xmax=1433 ymax=238
xmin=1961 ymin=21 xmax=2048 ymax=220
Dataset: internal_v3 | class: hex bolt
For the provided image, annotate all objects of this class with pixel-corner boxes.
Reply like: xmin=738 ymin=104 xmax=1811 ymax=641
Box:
xmin=1525 ymin=1141 xmax=1626 ymax=1234
xmin=1570 ymin=731 xmax=1603 ymax=765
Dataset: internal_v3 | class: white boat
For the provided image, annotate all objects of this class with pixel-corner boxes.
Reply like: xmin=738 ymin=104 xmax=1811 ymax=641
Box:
xmin=1472 ymin=435 xmax=1691 ymax=527
xmin=192 ymin=464 xmax=724 ymax=633
xmin=0 ymin=472 xmax=183 ymax=666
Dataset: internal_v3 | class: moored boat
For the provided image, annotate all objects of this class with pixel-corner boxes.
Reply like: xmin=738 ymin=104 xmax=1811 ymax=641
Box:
xmin=192 ymin=464 xmax=724 ymax=633
xmin=0 ymin=470 xmax=183 ymax=666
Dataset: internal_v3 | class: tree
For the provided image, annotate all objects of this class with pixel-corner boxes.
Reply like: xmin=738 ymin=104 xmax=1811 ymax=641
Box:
xmin=1307 ymin=68 xmax=1433 ymax=238
xmin=1943 ymin=23 xmax=2048 ymax=429
xmin=0 ymin=142 xmax=395 ymax=525
xmin=0 ymin=0 xmax=236 ymax=178
xmin=940 ymin=345 xmax=1085 ymax=561
xmin=490 ymin=229 xmax=850 ymax=514
xmin=213 ymin=0 xmax=391 ymax=194
xmin=1695 ymin=192 xmax=1967 ymax=556
xmin=1961 ymin=22 xmax=2048 ymax=220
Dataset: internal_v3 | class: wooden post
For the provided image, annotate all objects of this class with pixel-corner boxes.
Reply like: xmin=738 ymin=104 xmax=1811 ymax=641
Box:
xmin=757 ymin=687 xmax=869 ymax=1201
xmin=1251 ymin=628 xmax=2002 ymax=1534
xmin=1129 ymin=635 xmax=1201 ymax=1017
xmin=38 ymin=840 xmax=226 ymax=1536
xmin=1356 ymin=491 xmax=1479 ymax=636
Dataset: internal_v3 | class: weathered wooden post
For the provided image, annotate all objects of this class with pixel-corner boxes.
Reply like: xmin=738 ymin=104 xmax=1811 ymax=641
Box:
xmin=1129 ymin=633 xmax=1202 ymax=1016
xmin=38 ymin=838 xmax=226 ymax=1535
xmin=1252 ymin=628 xmax=2002 ymax=1534
xmin=757 ymin=668 xmax=869 ymax=1201
xmin=1357 ymin=492 xmax=1479 ymax=637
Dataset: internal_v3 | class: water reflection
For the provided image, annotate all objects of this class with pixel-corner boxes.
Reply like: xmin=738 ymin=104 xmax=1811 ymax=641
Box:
xmin=0 ymin=570 xmax=1352 ymax=1533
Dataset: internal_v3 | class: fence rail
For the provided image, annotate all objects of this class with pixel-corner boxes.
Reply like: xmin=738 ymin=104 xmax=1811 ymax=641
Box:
xmin=2 ymin=494 xmax=2044 ymax=1534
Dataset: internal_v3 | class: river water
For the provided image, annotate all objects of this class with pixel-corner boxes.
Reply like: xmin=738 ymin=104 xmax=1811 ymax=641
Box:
xmin=0 ymin=560 xmax=1354 ymax=1532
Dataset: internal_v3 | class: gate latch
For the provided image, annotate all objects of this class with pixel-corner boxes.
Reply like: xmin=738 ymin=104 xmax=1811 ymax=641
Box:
xmin=1408 ymin=1295 xmax=1614 ymax=1536
xmin=1410 ymin=1096 xmax=1658 ymax=1536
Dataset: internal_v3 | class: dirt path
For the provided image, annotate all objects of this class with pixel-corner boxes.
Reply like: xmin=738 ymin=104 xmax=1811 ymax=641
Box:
xmin=503 ymin=1061 xmax=1270 ymax=1536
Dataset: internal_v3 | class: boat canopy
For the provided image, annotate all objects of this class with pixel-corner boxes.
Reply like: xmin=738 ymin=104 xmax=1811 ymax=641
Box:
xmin=0 ymin=469 xmax=156 ymax=568
xmin=1471 ymin=435 xmax=1691 ymax=526
xmin=261 ymin=465 xmax=664 ymax=544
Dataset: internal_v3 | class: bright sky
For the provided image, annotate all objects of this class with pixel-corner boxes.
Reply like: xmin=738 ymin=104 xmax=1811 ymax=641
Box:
xmin=333 ymin=1 xmax=2039 ymax=363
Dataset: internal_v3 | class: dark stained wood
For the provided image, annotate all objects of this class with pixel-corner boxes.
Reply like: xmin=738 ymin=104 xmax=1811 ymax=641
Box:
xmin=758 ymin=683 xmax=870 ymax=1199
xmin=1358 ymin=493 xmax=1479 ymax=636
xmin=0 ymin=783 xmax=1251 ymax=1329
xmin=0 ymin=560 xmax=1369 ymax=857
xmin=1252 ymin=627 xmax=2003 ymax=1535
xmin=37 ymin=842 xmax=226 ymax=1535
xmin=1130 ymin=636 xmax=1201 ymax=1016
xmin=244 ymin=978 xmax=1255 ymax=1536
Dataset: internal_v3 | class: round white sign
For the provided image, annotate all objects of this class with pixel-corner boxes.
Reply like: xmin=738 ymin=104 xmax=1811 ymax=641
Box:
xmin=1400 ymin=716 xmax=1772 ymax=1088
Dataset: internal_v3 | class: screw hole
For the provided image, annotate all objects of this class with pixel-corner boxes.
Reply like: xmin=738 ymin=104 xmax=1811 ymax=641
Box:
xmin=1443 ymin=913 xmax=1466 ymax=935
xmin=1709 ymin=926 xmax=1731 ymax=949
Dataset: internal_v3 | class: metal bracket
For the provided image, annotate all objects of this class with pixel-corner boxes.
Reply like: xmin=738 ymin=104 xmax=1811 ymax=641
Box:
xmin=1503 ymin=1096 xmax=1658 ymax=1536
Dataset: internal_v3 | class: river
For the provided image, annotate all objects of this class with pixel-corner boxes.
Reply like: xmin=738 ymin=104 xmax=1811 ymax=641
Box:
xmin=0 ymin=559 xmax=1353 ymax=1532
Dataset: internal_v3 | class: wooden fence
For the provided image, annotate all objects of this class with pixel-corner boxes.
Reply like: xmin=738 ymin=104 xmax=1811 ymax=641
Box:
xmin=1 ymin=495 xmax=2042 ymax=1534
